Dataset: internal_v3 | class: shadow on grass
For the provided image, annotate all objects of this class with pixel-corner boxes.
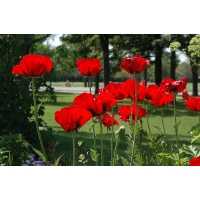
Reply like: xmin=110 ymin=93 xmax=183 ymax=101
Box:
xmin=42 ymin=127 xmax=200 ymax=166
xmin=42 ymin=129 xmax=128 ymax=166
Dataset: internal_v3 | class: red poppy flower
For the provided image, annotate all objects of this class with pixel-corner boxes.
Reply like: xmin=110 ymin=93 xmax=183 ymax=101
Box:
xmin=189 ymin=157 xmax=200 ymax=166
xmin=73 ymin=92 xmax=118 ymax=117
xmin=148 ymin=88 xmax=174 ymax=107
xmin=182 ymin=91 xmax=200 ymax=112
xmin=160 ymin=77 xmax=188 ymax=93
xmin=98 ymin=82 xmax=128 ymax=100
xmin=123 ymin=79 xmax=140 ymax=100
xmin=100 ymin=113 xmax=119 ymax=127
xmin=12 ymin=54 xmax=53 ymax=77
xmin=182 ymin=91 xmax=190 ymax=100
xmin=118 ymin=102 xmax=147 ymax=123
xmin=123 ymin=79 xmax=147 ymax=101
xmin=186 ymin=98 xmax=200 ymax=112
xmin=146 ymin=84 xmax=160 ymax=100
xmin=120 ymin=55 xmax=150 ymax=74
xmin=137 ymin=80 xmax=148 ymax=101
xmin=54 ymin=105 xmax=92 ymax=132
xmin=76 ymin=58 xmax=102 ymax=76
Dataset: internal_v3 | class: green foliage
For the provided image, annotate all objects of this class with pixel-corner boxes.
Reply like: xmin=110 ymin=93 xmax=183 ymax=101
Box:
xmin=0 ymin=74 xmax=47 ymax=145
xmin=180 ymin=144 xmax=200 ymax=157
xmin=0 ymin=147 xmax=9 ymax=166
xmin=90 ymin=148 xmax=100 ymax=166
xmin=33 ymin=77 xmax=57 ymax=103
xmin=188 ymin=124 xmax=200 ymax=143
xmin=120 ymin=136 xmax=138 ymax=166
xmin=120 ymin=156 xmax=130 ymax=166
xmin=0 ymin=134 xmax=30 ymax=166
xmin=188 ymin=34 xmax=200 ymax=58
xmin=143 ymin=133 xmax=167 ymax=165
xmin=54 ymin=154 xmax=64 ymax=166
xmin=0 ymin=34 xmax=56 ymax=146
xmin=169 ymin=42 xmax=181 ymax=51
xmin=31 ymin=146 xmax=49 ymax=165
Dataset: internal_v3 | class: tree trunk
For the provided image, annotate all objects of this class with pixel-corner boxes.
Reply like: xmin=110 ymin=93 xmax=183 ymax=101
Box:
xmin=154 ymin=34 xmax=163 ymax=85
xmin=84 ymin=77 xmax=88 ymax=87
xmin=100 ymin=34 xmax=110 ymax=86
xmin=170 ymin=34 xmax=177 ymax=80
xmin=191 ymin=60 xmax=198 ymax=96
xmin=95 ymin=74 xmax=100 ymax=94
xmin=170 ymin=51 xmax=176 ymax=80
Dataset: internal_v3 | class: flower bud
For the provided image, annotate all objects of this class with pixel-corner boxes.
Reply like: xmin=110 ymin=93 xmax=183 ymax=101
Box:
xmin=115 ymin=126 xmax=125 ymax=141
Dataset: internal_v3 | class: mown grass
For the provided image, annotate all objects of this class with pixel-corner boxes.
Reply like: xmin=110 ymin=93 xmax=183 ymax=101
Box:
xmin=41 ymin=92 xmax=200 ymax=165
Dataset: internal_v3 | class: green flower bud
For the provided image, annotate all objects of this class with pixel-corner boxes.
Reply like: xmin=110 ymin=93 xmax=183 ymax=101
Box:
xmin=115 ymin=126 xmax=125 ymax=141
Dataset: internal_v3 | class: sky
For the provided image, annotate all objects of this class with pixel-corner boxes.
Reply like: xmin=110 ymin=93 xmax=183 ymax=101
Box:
xmin=43 ymin=34 xmax=62 ymax=47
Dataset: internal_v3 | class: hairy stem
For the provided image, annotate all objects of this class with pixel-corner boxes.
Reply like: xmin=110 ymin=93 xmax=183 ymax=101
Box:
xmin=32 ymin=77 xmax=49 ymax=166
xmin=146 ymin=103 xmax=151 ymax=133
xmin=88 ymin=77 xmax=92 ymax=94
xmin=111 ymin=107 xmax=114 ymax=166
xmin=161 ymin=108 xmax=166 ymax=134
xmin=199 ymin=112 xmax=200 ymax=124
xmin=113 ymin=140 xmax=119 ymax=166
xmin=72 ymin=131 xmax=76 ymax=166
xmin=99 ymin=115 xmax=104 ymax=166
xmin=89 ymin=77 xmax=97 ymax=150
xmin=130 ymin=74 xmax=138 ymax=166
xmin=174 ymin=94 xmax=179 ymax=152
xmin=92 ymin=118 xmax=96 ymax=150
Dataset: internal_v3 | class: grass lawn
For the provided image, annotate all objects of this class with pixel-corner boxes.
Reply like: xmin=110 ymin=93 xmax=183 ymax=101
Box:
xmin=41 ymin=91 xmax=200 ymax=166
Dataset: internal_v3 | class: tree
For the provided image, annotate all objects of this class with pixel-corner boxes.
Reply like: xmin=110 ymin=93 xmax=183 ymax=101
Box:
xmin=100 ymin=34 xmax=110 ymax=86
xmin=170 ymin=34 xmax=198 ymax=96
xmin=170 ymin=34 xmax=177 ymax=80
xmin=188 ymin=34 xmax=200 ymax=96
xmin=0 ymin=34 xmax=52 ymax=145
xmin=169 ymin=34 xmax=194 ymax=80
xmin=154 ymin=35 xmax=163 ymax=84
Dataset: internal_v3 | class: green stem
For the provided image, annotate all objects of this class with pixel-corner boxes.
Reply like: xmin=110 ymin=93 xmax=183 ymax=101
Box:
xmin=130 ymin=99 xmax=133 ymax=135
xmin=146 ymin=103 xmax=151 ymax=133
xmin=130 ymin=135 xmax=136 ymax=166
xmin=89 ymin=77 xmax=96 ymax=150
xmin=72 ymin=131 xmax=76 ymax=166
xmin=92 ymin=117 xmax=96 ymax=150
xmin=199 ymin=112 xmax=200 ymax=124
xmin=99 ymin=115 xmax=104 ymax=166
xmin=130 ymin=74 xmax=138 ymax=166
xmin=88 ymin=77 xmax=92 ymax=94
xmin=111 ymin=107 xmax=114 ymax=166
xmin=113 ymin=140 xmax=119 ymax=166
xmin=174 ymin=94 xmax=179 ymax=152
xmin=161 ymin=107 xmax=166 ymax=134
xmin=134 ymin=74 xmax=138 ymax=127
xmin=32 ymin=77 xmax=49 ymax=166
xmin=130 ymin=98 xmax=134 ymax=165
